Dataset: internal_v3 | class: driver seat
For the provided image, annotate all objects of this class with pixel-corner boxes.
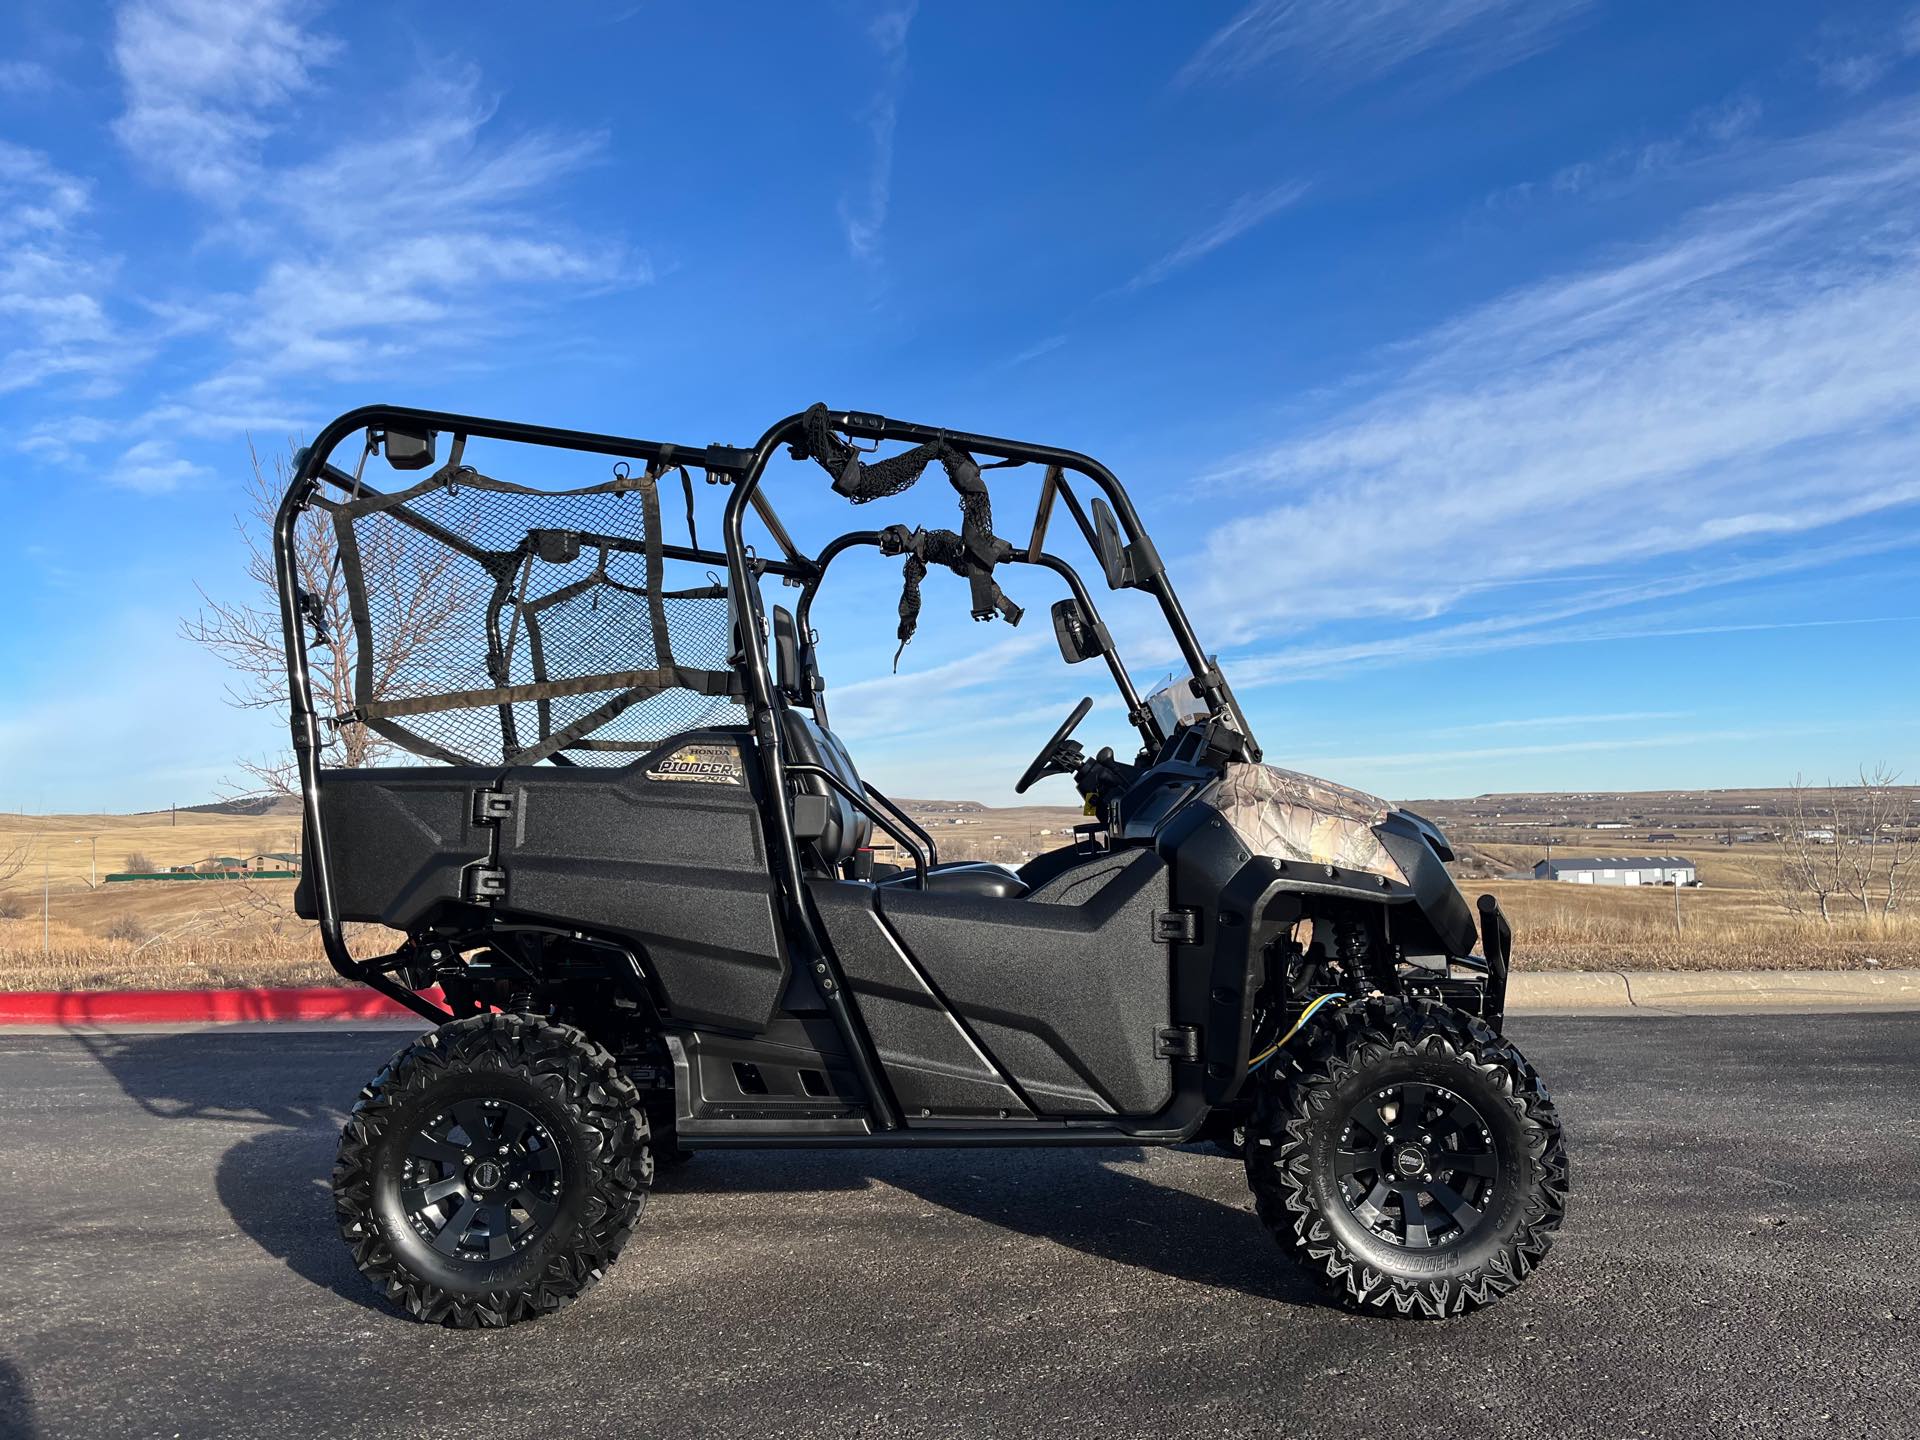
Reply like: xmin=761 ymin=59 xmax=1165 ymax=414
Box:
xmin=772 ymin=607 xmax=1027 ymax=900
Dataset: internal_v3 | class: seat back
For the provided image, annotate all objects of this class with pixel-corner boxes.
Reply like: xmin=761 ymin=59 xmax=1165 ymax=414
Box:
xmin=771 ymin=606 xmax=871 ymax=868
xmin=781 ymin=708 xmax=872 ymax=867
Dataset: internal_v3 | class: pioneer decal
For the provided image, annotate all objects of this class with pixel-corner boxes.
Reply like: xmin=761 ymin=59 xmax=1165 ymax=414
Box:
xmin=644 ymin=743 xmax=744 ymax=785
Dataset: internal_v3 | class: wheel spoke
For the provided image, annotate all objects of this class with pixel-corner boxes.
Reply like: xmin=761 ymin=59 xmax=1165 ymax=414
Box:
xmin=1438 ymin=1148 xmax=1499 ymax=1178
xmin=496 ymin=1106 xmax=536 ymax=1146
xmin=483 ymin=1204 xmax=515 ymax=1260
xmin=1398 ymin=1083 xmax=1431 ymax=1127
xmin=1360 ymin=1099 xmax=1396 ymax=1138
xmin=1353 ymin=1178 xmax=1393 ymax=1226
xmin=1429 ymin=1179 xmax=1483 ymax=1229
xmin=1333 ymin=1144 xmax=1382 ymax=1177
xmin=516 ymin=1190 xmax=560 ymax=1229
xmin=449 ymin=1101 xmax=495 ymax=1148
xmin=430 ymin=1196 xmax=483 ymax=1255
xmin=524 ymin=1142 xmax=562 ymax=1174
xmin=404 ymin=1175 xmax=466 ymax=1209
xmin=1397 ymin=1186 xmax=1430 ymax=1248
xmin=1435 ymin=1098 xmax=1482 ymax=1142
xmin=406 ymin=1132 xmax=465 ymax=1166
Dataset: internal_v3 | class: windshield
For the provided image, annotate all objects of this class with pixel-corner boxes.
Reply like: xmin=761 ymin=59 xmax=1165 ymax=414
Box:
xmin=1144 ymin=674 xmax=1209 ymax=738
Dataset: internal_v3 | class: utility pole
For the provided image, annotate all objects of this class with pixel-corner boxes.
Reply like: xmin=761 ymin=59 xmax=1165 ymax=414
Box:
xmin=42 ymin=856 xmax=49 ymax=956
xmin=1674 ymin=873 xmax=1683 ymax=935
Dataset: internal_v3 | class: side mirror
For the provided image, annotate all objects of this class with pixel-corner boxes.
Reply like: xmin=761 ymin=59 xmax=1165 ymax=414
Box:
xmin=1051 ymin=598 xmax=1108 ymax=665
xmin=382 ymin=427 xmax=437 ymax=471
xmin=1090 ymin=498 xmax=1131 ymax=589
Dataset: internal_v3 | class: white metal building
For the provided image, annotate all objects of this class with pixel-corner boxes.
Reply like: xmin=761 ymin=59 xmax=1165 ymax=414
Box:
xmin=1533 ymin=855 xmax=1696 ymax=886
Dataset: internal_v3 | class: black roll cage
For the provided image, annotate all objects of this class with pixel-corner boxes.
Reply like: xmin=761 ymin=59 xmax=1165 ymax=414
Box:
xmin=275 ymin=404 xmax=1260 ymax=1101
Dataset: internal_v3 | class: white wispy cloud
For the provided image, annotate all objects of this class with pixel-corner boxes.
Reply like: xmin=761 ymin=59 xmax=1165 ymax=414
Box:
xmin=112 ymin=0 xmax=337 ymax=201
xmin=1487 ymin=94 xmax=1763 ymax=211
xmin=1008 ymin=334 xmax=1068 ymax=366
xmin=1121 ymin=181 xmax=1309 ymax=294
xmin=839 ymin=3 xmax=917 ymax=263
xmin=1178 ymin=0 xmax=1590 ymax=90
xmin=1810 ymin=5 xmax=1920 ymax=94
xmin=0 ymin=60 xmax=55 ymax=94
xmin=113 ymin=438 xmax=211 ymax=493
xmin=0 ymin=141 xmax=126 ymax=397
xmin=96 ymin=0 xmax=638 ymax=418
xmin=1293 ymin=723 xmax=1836 ymax=775
xmin=1197 ymin=101 xmax=1920 ymax=651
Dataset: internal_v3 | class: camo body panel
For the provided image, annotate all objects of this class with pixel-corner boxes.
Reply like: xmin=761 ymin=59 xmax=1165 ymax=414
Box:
xmin=1210 ymin=762 xmax=1409 ymax=886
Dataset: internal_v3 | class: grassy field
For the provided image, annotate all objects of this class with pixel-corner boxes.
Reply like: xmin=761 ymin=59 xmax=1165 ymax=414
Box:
xmin=1 ymin=794 xmax=1912 ymax=991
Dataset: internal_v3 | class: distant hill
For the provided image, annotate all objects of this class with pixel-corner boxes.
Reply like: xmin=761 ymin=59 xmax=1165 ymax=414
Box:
xmin=136 ymin=796 xmax=301 ymax=819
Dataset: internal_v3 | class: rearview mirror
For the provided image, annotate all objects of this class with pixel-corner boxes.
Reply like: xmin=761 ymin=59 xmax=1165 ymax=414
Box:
xmin=1090 ymin=498 xmax=1131 ymax=589
xmin=1051 ymin=597 xmax=1108 ymax=665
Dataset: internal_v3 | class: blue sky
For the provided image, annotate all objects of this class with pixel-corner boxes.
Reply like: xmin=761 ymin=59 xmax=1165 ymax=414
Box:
xmin=3 ymin=0 xmax=1920 ymax=813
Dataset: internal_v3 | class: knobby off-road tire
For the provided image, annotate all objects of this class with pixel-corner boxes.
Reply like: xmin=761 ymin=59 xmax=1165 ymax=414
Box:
xmin=1246 ymin=997 xmax=1566 ymax=1317
xmin=334 ymin=1013 xmax=652 ymax=1327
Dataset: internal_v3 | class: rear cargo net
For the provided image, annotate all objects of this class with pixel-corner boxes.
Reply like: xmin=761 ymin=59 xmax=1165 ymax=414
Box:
xmin=320 ymin=439 xmax=745 ymax=766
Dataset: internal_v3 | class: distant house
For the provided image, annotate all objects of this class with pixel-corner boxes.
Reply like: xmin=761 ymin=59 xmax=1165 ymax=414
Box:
xmin=178 ymin=856 xmax=247 ymax=874
xmin=247 ymin=852 xmax=302 ymax=873
xmin=1534 ymin=855 xmax=1697 ymax=886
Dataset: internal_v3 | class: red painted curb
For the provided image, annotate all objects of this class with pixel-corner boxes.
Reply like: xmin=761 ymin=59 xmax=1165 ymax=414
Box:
xmin=0 ymin=986 xmax=445 ymax=1026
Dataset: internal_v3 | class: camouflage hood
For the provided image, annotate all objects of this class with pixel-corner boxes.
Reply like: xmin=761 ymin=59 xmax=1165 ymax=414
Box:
xmin=1209 ymin=762 xmax=1409 ymax=886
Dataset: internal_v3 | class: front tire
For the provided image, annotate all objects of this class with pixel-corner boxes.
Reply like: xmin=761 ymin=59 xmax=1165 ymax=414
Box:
xmin=1246 ymin=998 xmax=1566 ymax=1317
xmin=333 ymin=1013 xmax=652 ymax=1327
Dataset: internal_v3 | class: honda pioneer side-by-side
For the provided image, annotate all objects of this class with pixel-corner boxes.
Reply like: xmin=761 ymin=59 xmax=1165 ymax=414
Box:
xmin=275 ymin=403 xmax=1567 ymax=1327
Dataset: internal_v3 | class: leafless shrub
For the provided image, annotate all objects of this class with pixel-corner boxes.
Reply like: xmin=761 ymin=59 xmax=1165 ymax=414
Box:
xmin=0 ymin=837 xmax=34 ymax=918
xmin=124 ymin=852 xmax=156 ymax=874
xmin=103 ymin=914 xmax=151 ymax=943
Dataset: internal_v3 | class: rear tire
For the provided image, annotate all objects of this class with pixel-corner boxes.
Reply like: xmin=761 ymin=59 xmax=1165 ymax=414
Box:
xmin=1246 ymin=997 xmax=1566 ymax=1317
xmin=333 ymin=1013 xmax=652 ymax=1327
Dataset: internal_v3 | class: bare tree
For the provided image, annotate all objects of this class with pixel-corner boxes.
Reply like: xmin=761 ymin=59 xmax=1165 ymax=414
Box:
xmin=0 ymin=836 xmax=33 ymax=919
xmin=180 ymin=439 xmax=469 ymax=794
xmin=1778 ymin=778 xmax=1844 ymax=924
xmin=1838 ymin=764 xmax=1918 ymax=918
xmin=1778 ymin=769 xmax=1920 ymax=924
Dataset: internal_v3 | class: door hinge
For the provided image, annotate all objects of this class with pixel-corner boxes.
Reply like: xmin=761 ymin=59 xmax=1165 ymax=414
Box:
xmin=1154 ymin=908 xmax=1199 ymax=944
xmin=466 ymin=865 xmax=507 ymax=902
xmin=1155 ymin=1026 xmax=1201 ymax=1061
xmin=473 ymin=788 xmax=515 ymax=824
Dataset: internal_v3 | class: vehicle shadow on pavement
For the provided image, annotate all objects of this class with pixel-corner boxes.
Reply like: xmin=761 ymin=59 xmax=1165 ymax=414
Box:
xmin=667 ymin=1148 xmax=1320 ymax=1305
xmin=78 ymin=1029 xmax=1315 ymax=1315
xmin=70 ymin=1028 xmax=404 ymax=1319
xmin=0 ymin=1356 xmax=38 ymax=1439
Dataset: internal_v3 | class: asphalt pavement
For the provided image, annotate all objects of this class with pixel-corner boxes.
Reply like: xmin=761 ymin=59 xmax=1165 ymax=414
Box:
xmin=2 ymin=1013 xmax=1915 ymax=1440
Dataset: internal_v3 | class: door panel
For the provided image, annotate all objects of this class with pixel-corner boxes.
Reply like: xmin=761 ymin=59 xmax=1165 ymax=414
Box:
xmin=877 ymin=850 xmax=1173 ymax=1118
xmin=497 ymin=733 xmax=787 ymax=1031
xmin=812 ymin=883 xmax=1031 ymax=1117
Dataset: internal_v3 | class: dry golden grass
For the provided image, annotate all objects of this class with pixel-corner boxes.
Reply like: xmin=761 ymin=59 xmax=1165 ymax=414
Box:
xmin=1482 ymin=879 xmax=1918 ymax=972
xmin=1 ymin=806 xmax=1909 ymax=990
xmin=0 ymin=860 xmax=383 ymax=993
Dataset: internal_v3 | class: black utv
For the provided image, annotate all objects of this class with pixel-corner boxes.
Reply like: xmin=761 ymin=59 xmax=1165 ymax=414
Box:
xmin=276 ymin=403 xmax=1567 ymax=1327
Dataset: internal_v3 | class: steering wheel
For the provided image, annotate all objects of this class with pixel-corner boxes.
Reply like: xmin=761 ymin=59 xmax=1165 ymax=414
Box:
xmin=1015 ymin=697 xmax=1094 ymax=795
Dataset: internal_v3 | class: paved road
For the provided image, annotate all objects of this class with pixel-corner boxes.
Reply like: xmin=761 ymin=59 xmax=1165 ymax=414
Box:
xmin=2 ymin=1014 xmax=1915 ymax=1440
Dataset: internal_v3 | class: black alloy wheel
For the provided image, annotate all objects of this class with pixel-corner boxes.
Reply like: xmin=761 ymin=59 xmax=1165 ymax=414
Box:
xmin=334 ymin=1013 xmax=652 ymax=1327
xmin=1246 ymin=997 xmax=1566 ymax=1317
xmin=399 ymin=1098 xmax=567 ymax=1262
xmin=1331 ymin=1080 xmax=1497 ymax=1250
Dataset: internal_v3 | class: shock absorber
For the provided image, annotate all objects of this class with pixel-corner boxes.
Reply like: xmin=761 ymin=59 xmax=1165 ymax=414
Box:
xmin=1332 ymin=911 xmax=1398 ymax=995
